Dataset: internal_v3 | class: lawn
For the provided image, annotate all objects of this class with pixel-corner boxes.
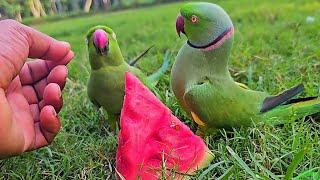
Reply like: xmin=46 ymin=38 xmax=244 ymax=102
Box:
xmin=1 ymin=0 xmax=320 ymax=179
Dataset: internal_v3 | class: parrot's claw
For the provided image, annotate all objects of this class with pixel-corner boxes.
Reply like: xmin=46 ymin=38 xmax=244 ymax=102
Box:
xmin=101 ymin=109 xmax=119 ymax=132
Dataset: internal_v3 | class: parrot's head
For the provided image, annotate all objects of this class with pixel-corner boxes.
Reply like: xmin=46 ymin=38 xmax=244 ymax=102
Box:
xmin=86 ymin=25 xmax=123 ymax=69
xmin=176 ymin=2 xmax=234 ymax=51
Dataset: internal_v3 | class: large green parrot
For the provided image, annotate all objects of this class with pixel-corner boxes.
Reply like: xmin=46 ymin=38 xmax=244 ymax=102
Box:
xmin=171 ymin=2 xmax=320 ymax=134
xmin=86 ymin=25 xmax=169 ymax=129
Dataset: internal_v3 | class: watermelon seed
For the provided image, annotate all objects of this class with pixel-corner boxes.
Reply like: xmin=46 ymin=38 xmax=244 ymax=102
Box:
xmin=170 ymin=121 xmax=181 ymax=130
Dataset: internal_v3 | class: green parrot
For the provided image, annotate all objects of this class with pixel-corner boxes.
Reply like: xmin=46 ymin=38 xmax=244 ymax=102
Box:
xmin=86 ymin=25 xmax=169 ymax=129
xmin=171 ymin=2 xmax=320 ymax=134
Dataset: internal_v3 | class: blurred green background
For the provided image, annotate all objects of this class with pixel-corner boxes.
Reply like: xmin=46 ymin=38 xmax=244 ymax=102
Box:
xmin=0 ymin=0 xmax=180 ymax=23
xmin=1 ymin=0 xmax=320 ymax=179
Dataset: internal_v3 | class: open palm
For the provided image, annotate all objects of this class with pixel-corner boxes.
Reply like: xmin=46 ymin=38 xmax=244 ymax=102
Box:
xmin=0 ymin=20 xmax=74 ymax=159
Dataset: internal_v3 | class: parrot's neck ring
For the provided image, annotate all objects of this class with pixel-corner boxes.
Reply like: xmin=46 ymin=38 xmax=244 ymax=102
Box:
xmin=187 ymin=27 xmax=234 ymax=52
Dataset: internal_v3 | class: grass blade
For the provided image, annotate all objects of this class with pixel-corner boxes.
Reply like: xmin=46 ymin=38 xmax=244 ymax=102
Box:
xmin=198 ymin=161 xmax=225 ymax=180
xmin=247 ymin=148 xmax=279 ymax=180
xmin=115 ymin=168 xmax=125 ymax=180
xmin=284 ymin=144 xmax=311 ymax=180
xmin=226 ymin=146 xmax=258 ymax=179
xmin=293 ymin=167 xmax=320 ymax=180
xmin=217 ymin=166 xmax=235 ymax=180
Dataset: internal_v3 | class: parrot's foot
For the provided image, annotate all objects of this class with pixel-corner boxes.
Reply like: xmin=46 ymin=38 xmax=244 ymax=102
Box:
xmin=190 ymin=112 xmax=219 ymax=136
xmin=107 ymin=116 xmax=119 ymax=132
xmin=196 ymin=126 xmax=219 ymax=137
xmin=235 ymin=82 xmax=249 ymax=89
xmin=101 ymin=109 xmax=119 ymax=132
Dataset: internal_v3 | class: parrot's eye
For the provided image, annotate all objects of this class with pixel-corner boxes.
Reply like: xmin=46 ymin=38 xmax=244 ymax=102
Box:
xmin=190 ymin=15 xmax=199 ymax=24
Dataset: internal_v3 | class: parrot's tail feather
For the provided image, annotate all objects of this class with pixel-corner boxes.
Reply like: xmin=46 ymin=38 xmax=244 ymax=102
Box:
xmin=260 ymin=84 xmax=304 ymax=113
xmin=129 ymin=45 xmax=154 ymax=66
xmin=147 ymin=50 xmax=170 ymax=85
xmin=262 ymin=97 xmax=320 ymax=125
xmin=283 ymin=96 xmax=318 ymax=105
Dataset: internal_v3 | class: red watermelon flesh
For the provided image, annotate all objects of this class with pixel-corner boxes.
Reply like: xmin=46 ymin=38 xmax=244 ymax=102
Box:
xmin=116 ymin=72 xmax=213 ymax=179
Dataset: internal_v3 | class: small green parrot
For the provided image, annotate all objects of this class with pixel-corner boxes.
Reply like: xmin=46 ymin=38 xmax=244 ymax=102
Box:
xmin=171 ymin=2 xmax=320 ymax=134
xmin=86 ymin=25 xmax=169 ymax=129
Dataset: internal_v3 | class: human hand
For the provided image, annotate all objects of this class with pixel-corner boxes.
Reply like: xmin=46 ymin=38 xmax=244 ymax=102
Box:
xmin=0 ymin=19 xmax=74 ymax=159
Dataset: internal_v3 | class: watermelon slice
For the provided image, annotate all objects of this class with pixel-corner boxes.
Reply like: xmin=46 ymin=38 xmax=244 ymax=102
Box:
xmin=116 ymin=72 xmax=214 ymax=179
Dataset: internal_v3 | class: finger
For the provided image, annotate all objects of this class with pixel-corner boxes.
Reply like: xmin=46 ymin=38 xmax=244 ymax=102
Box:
xmin=22 ymin=24 xmax=71 ymax=61
xmin=5 ymin=76 xmax=22 ymax=93
xmin=22 ymin=65 xmax=68 ymax=101
xmin=42 ymin=83 xmax=63 ymax=112
xmin=40 ymin=105 xmax=61 ymax=134
xmin=22 ymin=85 xmax=38 ymax=104
xmin=20 ymin=51 xmax=73 ymax=85
xmin=47 ymin=50 xmax=74 ymax=69
xmin=19 ymin=60 xmax=49 ymax=85
xmin=33 ymin=123 xmax=48 ymax=149
xmin=34 ymin=78 xmax=47 ymax=100
xmin=0 ymin=20 xmax=27 ymax=89
xmin=0 ymin=20 xmax=72 ymax=90
xmin=34 ymin=106 xmax=61 ymax=148
xmin=30 ymin=104 xmax=40 ymax=122
xmin=47 ymin=65 xmax=68 ymax=89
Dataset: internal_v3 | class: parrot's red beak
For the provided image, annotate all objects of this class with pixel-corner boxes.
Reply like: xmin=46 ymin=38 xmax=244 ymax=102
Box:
xmin=93 ymin=29 xmax=109 ymax=55
xmin=176 ymin=15 xmax=185 ymax=37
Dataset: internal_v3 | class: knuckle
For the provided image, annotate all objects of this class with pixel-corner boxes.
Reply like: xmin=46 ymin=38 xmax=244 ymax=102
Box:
xmin=0 ymin=19 xmax=28 ymax=42
xmin=0 ymin=19 xmax=20 ymax=27
xmin=0 ymin=58 xmax=16 ymax=89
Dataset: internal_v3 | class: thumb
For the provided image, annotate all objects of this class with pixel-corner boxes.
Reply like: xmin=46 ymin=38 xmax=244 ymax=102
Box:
xmin=0 ymin=19 xmax=71 ymax=90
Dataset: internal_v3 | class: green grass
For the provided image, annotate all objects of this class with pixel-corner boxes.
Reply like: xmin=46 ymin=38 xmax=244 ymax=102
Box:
xmin=1 ymin=0 xmax=320 ymax=179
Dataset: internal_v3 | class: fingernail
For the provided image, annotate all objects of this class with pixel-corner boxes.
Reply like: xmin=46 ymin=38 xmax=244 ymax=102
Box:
xmin=60 ymin=41 xmax=70 ymax=47
xmin=58 ymin=89 xmax=62 ymax=99
xmin=52 ymin=109 xmax=57 ymax=117
xmin=69 ymin=51 xmax=75 ymax=58
xmin=64 ymin=65 xmax=69 ymax=74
